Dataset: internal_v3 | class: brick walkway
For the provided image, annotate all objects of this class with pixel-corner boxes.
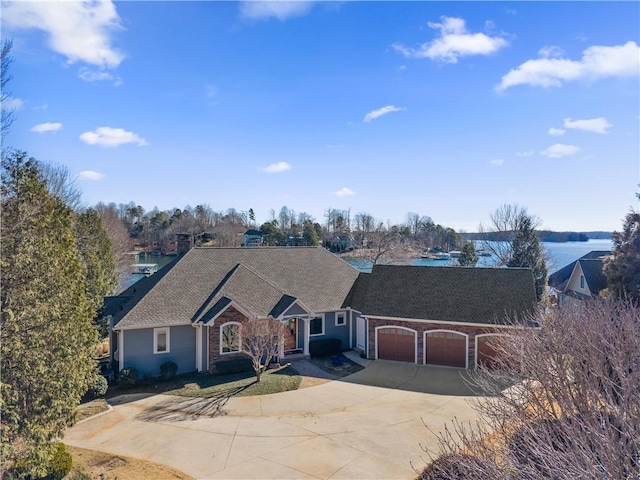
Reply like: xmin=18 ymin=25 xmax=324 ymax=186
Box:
xmin=288 ymin=358 xmax=338 ymax=380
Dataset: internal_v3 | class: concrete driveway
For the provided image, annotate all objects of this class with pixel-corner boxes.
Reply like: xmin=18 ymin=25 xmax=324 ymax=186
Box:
xmin=65 ymin=361 xmax=483 ymax=479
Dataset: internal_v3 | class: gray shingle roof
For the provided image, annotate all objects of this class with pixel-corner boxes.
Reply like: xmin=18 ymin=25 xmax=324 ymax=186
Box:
xmin=347 ymin=265 xmax=537 ymax=325
xmin=548 ymin=250 xmax=611 ymax=289
xmin=578 ymin=258 xmax=607 ymax=295
xmin=114 ymin=247 xmax=360 ymax=330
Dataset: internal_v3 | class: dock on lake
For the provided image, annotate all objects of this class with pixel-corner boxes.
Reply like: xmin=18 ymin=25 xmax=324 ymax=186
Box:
xmin=132 ymin=263 xmax=158 ymax=275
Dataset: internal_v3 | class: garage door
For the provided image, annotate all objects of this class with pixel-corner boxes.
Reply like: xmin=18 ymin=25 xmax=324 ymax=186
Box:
xmin=377 ymin=327 xmax=415 ymax=362
xmin=426 ymin=331 xmax=466 ymax=367
xmin=477 ymin=335 xmax=505 ymax=369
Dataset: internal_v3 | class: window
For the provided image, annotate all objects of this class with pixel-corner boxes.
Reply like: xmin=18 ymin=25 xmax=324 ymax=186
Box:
xmin=221 ymin=323 xmax=240 ymax=354
xmin=310 ymin=315 xmax=324 ymax=336
xmin=154 ymin=327 xmax=170 ymax=354
xmin=580 ymin=275 xmax=585 ymax=289
xmin=335 ymin=312 xmax=346 ymax=326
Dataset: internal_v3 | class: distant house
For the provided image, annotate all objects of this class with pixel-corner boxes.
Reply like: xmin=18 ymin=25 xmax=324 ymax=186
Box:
xmin=242 ymin=229 xmax=262 ymax=247
xmin=548 ymin=251 xmax=611 ymax=304
xmin=105 ymin=245 xmax=537 ymax=377
xmin=329 ymin=235 xmax=356 ymax=252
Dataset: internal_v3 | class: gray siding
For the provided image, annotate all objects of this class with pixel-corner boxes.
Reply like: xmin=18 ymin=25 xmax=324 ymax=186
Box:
xmin=318 ymin=311 xmax=350 ymax=350
xmin=122 ymin=325 xmax=196 ymax=377
xmin=283 ymin=303 xmax=308 ymax=317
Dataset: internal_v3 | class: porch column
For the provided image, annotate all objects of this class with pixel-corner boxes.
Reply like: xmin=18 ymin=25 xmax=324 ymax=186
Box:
xmin=278 ymin=333 xmax=284 ymax=362
xmin=195 ymin=325 xmax=202 ymax=372
xmin=302 ymin=317 xmax=311 ymax=357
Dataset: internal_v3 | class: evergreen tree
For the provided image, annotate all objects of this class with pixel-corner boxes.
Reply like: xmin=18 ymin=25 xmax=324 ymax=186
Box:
xmin=481 ymin=205 xmax=548 ymax=302
xmin=458 ymin=241 xmax=478 ymax=267
xmin=506 ymin=214 xmax=548 ymax=302
xmin=75 ymin=208 xmax=118 ymax=312
xmin=604 ymin=211 xmax=640 ymax=304
xmin=302 ymin=220 xmax=320 ymax=246
xmin=1 ymin=152 xmax=98 ymax=477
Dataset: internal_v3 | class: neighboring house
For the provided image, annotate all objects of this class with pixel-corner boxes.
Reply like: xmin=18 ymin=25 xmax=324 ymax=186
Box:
xmin=329 ymin=235 xmax=356 ymax=252
xmin=242 ymin=229 xmax=263 ymax=247
xmin=548 ymin=251 xmax=611 ymax=304
xmin=107 ymin=244 xmax=537 ymax=377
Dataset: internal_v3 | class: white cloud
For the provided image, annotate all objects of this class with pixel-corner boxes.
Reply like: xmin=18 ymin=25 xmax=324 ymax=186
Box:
xmin=393 ymin=16 xmax=508 ymax=63
xmin=497 ymin=41 xmax=640 ymax=91
xmin=2 ymin=97 xmax=23 ymax=111
xmin=79 ymin=127 xmax=148 ymax=147
xmin=240 ymin=1 xmax=315 ymax=21
xmin=332 ymin=187 xmax=355 ymax=197
xmin=516 ymin=151 xmax=534 ymax=157
xmin=490 ymin=158 xmax=504 ymax=166
xmin=563 ymin=117 xmax=612 ymax=134
xmin=540 ymin=143 xmax=580 ymax=158
xmin=30 ymin=122 xmax=63 ymax=133
xmin=79 ymin=67 xmax=122 ymax=85
xmin=77 ymin=170 xmax=105 ymax=181
xmin=261 ymin=161 xmax=291 ymax=174
xmin=2 ymin=0 xmax=124 ymax=68
xmin=538 ymin=45 xmax=564 ymax=58
xmin=548 ymin=127 xmax=565 ymax=136
xmin=363 ymin=105 xmax=404 ymax=122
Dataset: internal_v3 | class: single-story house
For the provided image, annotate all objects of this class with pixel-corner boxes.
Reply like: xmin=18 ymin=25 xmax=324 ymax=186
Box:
xmin=105 ymin=243 xmax=536 ymax=377
xmin=548 ymin=250 xmax=611 ymax=304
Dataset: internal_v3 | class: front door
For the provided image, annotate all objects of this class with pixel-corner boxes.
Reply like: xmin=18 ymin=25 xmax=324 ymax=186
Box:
xmin=284 ymin=318 xmax=297 ymax=351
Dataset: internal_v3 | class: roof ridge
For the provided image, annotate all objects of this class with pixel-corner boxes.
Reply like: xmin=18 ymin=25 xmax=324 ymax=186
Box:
xmin=191 ymin=263 xmax=240 ymax=323
xmin=233 ymin=262 xmax=291 ymax=297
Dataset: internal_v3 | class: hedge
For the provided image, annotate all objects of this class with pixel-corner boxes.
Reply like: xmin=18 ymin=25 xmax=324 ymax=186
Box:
xmin=213 ymin=357 xmax=253 ymax=375
xmin=309 ymin=338 xmax=342 ymax=357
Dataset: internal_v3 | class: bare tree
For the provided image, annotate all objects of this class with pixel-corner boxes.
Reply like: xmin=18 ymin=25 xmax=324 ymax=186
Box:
xmin=95 ymin=202 xmax=133 ymax=277
xmin=37 ymin=161 xmax=84 ymax=211
xmin=240 ymin=317 xmax=289 ymax=382
xmin=479 ymin=204 xmax=548 ymax=301
xmin=479 ymin=204 xmax=538 ymax=265
xmin=1 ymin=39 xmax=15 ymax=146
xmin=353 ymin=221 xmax=410 ymax=265
xmin=421 ymin=299 xmax=640 ymax=480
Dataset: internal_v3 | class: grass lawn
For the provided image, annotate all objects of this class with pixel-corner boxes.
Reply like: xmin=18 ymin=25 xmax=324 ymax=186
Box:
xmin=75 ymin=398 xmax=110 ymax=423
xmin=66 ymin=445 xmax=193 ymax=480
xmin=309 ymin=354 xmax=364 ymax=378
xmin=106 ymin=364 xmax=301 ymax=400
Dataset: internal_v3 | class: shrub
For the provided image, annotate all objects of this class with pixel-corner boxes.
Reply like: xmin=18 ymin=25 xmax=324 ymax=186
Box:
xmin=420 ymin=453 xmax=492 ymax=479
xmin=160 ymin=361 xmax=178 ymax=380
xmin=88 ymin=374 xmax=108 ymax=397
xmin=213 ymin=357 xmax=253 ymax=375
xmin=309 ymin=338 xmax=342 ymax=357
xmin=47 ymin=442 xmax=72 ymax=480
xmin=118 ymin=367 xmax=139 ymax=387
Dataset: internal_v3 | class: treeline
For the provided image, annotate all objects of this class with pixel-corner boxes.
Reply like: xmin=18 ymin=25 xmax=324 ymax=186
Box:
xmin=466 ymin=230 xmax=611 ymax=243
xmin=100 ymin=202 xmax=464 ymax=255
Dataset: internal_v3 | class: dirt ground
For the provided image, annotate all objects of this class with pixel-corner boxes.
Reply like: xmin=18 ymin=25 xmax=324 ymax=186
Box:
xmin=66 ymin=445 xmax=194 ymax=480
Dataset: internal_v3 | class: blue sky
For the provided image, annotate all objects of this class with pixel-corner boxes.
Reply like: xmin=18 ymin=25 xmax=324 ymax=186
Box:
xmin=2 ymin=1 xmax=639 ymax=231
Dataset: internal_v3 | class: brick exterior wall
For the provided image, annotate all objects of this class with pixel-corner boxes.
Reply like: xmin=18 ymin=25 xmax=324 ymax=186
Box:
xmin=208 ymin=306 xmax=250 ymax=373
xmin=367 ymin=317 xmax=507 ymax=369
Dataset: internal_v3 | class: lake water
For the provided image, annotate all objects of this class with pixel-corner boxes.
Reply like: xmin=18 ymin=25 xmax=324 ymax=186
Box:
xmin=119 ymin=253 xmax=177 ymax=292
xmin=345 ymin=239 xmax=614 ymax=274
